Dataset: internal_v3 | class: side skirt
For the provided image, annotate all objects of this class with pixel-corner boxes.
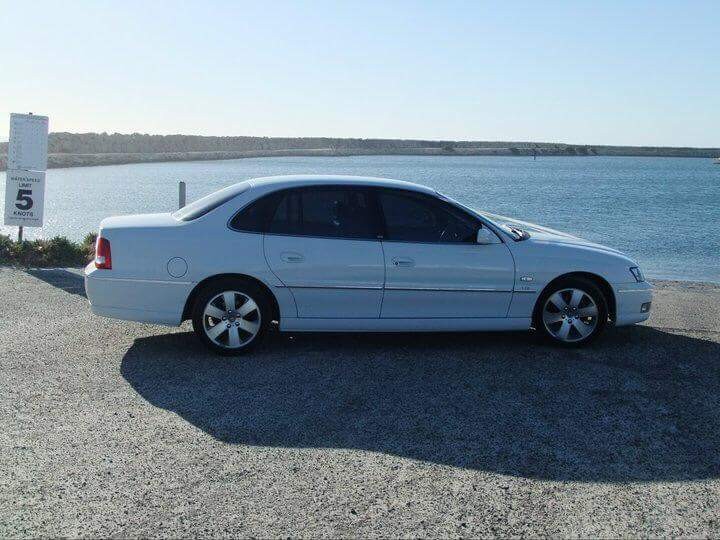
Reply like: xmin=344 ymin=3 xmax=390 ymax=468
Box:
xmin=279 ymin=317 xmax=532 ymax=332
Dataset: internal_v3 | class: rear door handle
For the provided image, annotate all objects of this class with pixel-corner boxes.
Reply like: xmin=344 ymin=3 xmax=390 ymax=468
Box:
xmin=281 ymin=252 xmax=304 ymax=263
xmin=392 ymin=257 xmax=415 ymax=267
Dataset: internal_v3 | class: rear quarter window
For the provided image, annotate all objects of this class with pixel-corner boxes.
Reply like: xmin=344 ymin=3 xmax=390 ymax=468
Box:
xmin=173 ymin=182 xmax=251 ymax=221
xmin=229 ymin=192 xmax=285 ymax=232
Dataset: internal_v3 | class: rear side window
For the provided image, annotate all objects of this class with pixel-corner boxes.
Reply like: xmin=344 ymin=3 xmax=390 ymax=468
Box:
xmin=268 ymin=191 xmax=302 ymax=235
xmin=378 ymin=189 xmax=478 ymax=243
xmin=245 ymin=187 xmax=379 ymax=239
xmin=299 ymin=188 xmax=377 ymax=239
xmin=231 ymin=187 xmax=379 ymax=240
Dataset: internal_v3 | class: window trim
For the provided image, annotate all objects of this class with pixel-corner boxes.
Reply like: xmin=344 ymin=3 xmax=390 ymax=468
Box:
xmin=227 ymin=184 xmax=504 ymax=245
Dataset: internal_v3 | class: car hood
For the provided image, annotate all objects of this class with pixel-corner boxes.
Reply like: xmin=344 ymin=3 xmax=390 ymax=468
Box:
xmin=483 ymin=213 xmax=626 ymax=256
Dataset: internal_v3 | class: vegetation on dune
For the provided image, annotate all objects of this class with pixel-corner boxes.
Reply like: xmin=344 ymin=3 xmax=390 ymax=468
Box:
xmin=0 ymin=233 xmax=96 ymax=268
xmin=2 ymin=133 xmax=719 ymax=172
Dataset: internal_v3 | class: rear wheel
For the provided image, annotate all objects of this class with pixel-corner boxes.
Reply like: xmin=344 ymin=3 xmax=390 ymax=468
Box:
xmin=191 ymin=279 xmax=270 ymax=355
xmin=535 ymin=277 xmax=608 ymax=347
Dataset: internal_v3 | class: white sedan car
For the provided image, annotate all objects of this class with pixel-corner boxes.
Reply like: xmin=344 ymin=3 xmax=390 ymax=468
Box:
xmin=85 ymin=175 xmax=652 ymax=354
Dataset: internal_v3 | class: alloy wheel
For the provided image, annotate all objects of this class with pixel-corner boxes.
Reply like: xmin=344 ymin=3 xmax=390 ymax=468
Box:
xmin=202 ymin=290 xmax=261 ymax=349
xmin=542 ymin=287 xmax=599 ymax=343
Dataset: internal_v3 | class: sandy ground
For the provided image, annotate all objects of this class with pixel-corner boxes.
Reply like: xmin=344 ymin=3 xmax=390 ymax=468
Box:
xmin=1 ymin=268 xmax=719 ymax=538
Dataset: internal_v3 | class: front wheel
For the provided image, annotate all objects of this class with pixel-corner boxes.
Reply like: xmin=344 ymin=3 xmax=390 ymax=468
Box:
xmin=191 ymin=279 xmax=270 ymax=355
xmin=534 ymin=277 xmax=608 ymax=347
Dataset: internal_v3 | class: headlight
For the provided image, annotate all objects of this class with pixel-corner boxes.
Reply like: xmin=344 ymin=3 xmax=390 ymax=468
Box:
xmin=629 ymin=266 xmax=644 ymax=282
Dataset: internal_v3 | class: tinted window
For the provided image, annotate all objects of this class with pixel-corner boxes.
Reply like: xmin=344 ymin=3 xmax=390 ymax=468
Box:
xmin=379 ymin=190 xmax=477 ymax=243
xmin=173 ymin=182 xmax=250 ymax=221
xmin=268 ymin=191 xmax=302 ymax=235
xmin=267 ymin=187 xmax=378 ymax=239
xmin=230 ymin=192 xmax=283 ymax=232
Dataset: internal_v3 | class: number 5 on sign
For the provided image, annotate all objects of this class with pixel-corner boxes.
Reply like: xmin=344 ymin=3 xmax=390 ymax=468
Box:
xmin=4 ymin=169 xmax=46 ymax=227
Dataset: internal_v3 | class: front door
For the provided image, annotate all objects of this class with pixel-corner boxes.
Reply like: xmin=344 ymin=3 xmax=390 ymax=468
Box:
xmin=263 ymin=186 xmax=384 ymax=318
xmin=376 ymin=188 xmax=515 ymax=318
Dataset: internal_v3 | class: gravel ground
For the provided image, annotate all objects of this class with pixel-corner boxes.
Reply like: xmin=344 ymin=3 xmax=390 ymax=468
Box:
xmin=1 ymin=268 xmax=719 ymax=538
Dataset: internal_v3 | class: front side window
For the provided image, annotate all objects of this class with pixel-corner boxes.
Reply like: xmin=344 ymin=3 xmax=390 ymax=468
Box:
xmin=378 ymin=190 xmax=478 ymax=243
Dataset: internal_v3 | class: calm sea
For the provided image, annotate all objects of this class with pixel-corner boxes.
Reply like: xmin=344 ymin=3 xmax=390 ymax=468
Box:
xmin=1 ymin=155 xmax=718 ymax=283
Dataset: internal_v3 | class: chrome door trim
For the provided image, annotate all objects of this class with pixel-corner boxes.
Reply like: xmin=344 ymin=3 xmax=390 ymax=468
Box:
xmin=274 ymin=284 xmax=383 ymax=290
xmin=385 ymin=286 xmax=513 ymax=292
xmin=274 ymin=284 xmax=513 ymax=292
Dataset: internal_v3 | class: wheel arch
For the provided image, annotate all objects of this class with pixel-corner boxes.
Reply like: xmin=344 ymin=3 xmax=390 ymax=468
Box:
xmin=182 ymin=273 xmax=281 ymax=323
xmin=532 ymin=271 xmax=616 ymax=324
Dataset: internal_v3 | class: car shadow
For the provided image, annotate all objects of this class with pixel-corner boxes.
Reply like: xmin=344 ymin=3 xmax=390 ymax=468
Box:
xmin=120 ymin=326 xmax=720 ymax=482
xmin=25 ymin=268 xmax=86 ymax=298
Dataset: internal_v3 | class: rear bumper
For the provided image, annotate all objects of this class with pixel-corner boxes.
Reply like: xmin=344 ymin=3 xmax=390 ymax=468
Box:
xmin=84 ymin=264 xmax=191 ymax=326
xmin=613 ymin=281 xmax=653 ymax=326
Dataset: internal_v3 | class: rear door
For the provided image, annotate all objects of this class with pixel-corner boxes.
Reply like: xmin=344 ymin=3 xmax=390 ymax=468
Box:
xmin=377 ymin=188 xmax=515 ymax=318
xmin=263 ymin=186 xmax=385 ymax=318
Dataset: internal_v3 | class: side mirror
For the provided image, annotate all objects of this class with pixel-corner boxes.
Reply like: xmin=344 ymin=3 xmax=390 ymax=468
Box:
xmin=476 ymin=226 xmax=499 ymax=245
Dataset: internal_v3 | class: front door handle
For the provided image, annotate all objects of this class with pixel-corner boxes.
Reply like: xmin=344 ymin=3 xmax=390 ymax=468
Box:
xmin=281 ymin=252 xmax=304 ymax=263
xmin=392 ymin=257 xmax=415 ymax=267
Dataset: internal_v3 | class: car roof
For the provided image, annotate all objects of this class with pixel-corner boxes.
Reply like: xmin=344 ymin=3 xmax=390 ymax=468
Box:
xmin=247 ymin=175 xmax=436 ymax=194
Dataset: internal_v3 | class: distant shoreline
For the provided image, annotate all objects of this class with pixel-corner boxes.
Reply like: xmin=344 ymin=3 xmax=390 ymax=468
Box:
xmin=1 ymin=132 xmax=718 ymax=171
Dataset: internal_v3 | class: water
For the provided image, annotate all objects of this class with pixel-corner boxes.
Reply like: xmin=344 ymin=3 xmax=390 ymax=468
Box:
xmin=1 ymin=155 xmax=718 ymax=283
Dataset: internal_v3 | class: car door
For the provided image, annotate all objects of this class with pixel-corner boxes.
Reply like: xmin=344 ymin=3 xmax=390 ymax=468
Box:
xmin=263 ymin=186 xmax=385 ymax=318
xmin=377 ymin=188 xmax=515 ymax=318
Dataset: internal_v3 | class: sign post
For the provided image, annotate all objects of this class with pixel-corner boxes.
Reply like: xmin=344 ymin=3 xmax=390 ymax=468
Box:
xmin=178 ymin=181 xmax=186 ymax=209
xmin=4 ymin=113 xmax=49 ymax=241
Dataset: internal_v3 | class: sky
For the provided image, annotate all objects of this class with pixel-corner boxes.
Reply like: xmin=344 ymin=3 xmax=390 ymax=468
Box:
xmin=1 ymin=0 xmax=718 ymax=147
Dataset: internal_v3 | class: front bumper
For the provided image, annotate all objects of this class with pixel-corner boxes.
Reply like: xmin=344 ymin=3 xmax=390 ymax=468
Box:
xmin=613 ymin=281 xmax=653 ymax=326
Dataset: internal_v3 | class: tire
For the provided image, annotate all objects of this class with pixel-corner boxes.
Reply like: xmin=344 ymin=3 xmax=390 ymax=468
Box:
xmin=534 ymin=277 xmax=608 ymax=347
xmin=191 ymin=278 xmax=271 ymax=356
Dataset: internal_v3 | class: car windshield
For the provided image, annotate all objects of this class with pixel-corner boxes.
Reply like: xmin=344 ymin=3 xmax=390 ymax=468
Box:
xmin=173 ymin=182 xmax=251 ymax=221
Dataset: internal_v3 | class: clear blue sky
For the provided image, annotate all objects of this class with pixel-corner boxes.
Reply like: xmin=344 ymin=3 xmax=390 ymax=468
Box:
xmin=1 ymin=0 xmax=718 ymax=146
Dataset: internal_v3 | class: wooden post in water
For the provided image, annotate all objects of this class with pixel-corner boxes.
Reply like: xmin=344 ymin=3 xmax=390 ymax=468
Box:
xmin=17 ymin=226 xmax=23 ymax=243
xmin=178 ymin=181 xmax=186 ymax=209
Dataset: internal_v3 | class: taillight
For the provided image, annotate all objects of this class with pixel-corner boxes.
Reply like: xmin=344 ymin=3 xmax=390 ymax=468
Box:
xmin=95 ymin=237 xmax=112 ymax=269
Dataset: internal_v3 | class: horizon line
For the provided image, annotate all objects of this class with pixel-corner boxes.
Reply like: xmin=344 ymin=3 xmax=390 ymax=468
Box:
xmin=0 ymin=132 xmax=718 ymax=151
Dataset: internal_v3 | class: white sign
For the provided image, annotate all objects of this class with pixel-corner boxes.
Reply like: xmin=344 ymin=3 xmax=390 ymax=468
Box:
xmin=8 ymin=113 xmax=49 ymax=171
xmin=4 ymin=170 xmax=46 ymax=227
